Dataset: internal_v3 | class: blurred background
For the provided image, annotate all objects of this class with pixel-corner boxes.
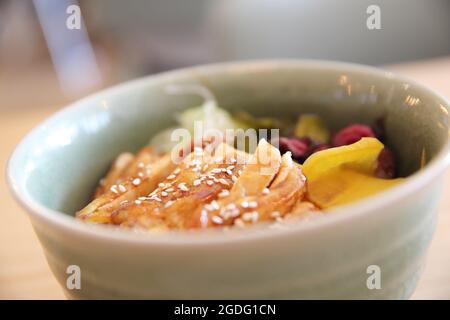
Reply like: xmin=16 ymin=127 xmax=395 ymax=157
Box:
xmin=1 ymin=0 xmax=450 ymax=107
xmin=1 ymin=0 xmax=450 ymax=299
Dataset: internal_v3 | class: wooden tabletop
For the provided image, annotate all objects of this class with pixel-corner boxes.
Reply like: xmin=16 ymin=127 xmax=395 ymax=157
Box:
xmin=1 ymin=58 xmax=450 ymax=299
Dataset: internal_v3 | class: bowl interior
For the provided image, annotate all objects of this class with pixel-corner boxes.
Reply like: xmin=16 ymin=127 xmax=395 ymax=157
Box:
xmin=9 ymin=61 xmax=450 ymax=216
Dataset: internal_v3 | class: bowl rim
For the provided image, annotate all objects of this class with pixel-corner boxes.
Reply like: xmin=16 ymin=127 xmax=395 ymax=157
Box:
xmin=6 ymin=59 xmax=450 ymax=245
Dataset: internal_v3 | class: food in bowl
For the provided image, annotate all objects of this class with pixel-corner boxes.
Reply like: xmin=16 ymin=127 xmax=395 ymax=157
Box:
xmin=9 ymin=61 xmax=449 ymax=299
xmin=76 ymin=85 xmax=404 ymax=230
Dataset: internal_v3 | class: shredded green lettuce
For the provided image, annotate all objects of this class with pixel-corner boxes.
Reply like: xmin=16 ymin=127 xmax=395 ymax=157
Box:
xmin=149 ymin=84 xmax=240 ymax=152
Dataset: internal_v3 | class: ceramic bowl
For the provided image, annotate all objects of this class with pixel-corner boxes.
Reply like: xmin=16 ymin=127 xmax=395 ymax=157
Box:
xmin=7 ymin=60 xmax=450 ymax=299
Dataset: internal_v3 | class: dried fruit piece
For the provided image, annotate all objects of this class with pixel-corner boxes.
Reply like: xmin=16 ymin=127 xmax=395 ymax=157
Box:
xmin=294 ymin=114 xmax=330 ymax=144
xmin=332 ymin=124 xmax=375 ymax=147
xmin=375 ymin=147 xmax=396 ymax=178
xmin=305 ymin=169 xmax=401 ymax=208
xmin=276 ymin=137 xmax=331 ymax=164
xmin=302 ymin=137 xmax=403 ymax=208
xmin=312 ymin=143 xmax=330 ymax=153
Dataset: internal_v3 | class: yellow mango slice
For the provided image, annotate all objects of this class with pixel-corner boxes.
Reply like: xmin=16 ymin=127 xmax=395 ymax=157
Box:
xmin=302 ymin=137 xmax=403 ymax=208
xmin=306 ymin=169 xmax=401 ymax=208
xmin=294 ymin=114 xmax=330 ymax=144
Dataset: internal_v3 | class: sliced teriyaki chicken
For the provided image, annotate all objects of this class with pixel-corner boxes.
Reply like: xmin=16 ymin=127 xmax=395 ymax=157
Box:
xmin=194 ymin=145 xmax=307 ymax=228
xmin=77 ymin=139 xmax=317 ymax=230
xmin=94 ymin=146 xmax=163 ymax=197
xmin=76 ymin=147 xmax=177 ymax=223
xmin=94 ymin=152 xmax=135 ymax=197
xmin=110 ymin=142 xmax=250 ymax=230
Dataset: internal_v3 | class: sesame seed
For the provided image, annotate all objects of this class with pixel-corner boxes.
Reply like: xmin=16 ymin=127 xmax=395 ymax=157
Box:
xmin=210 ymin=200 xmax=220 ymax=210
xmin=248 ymin=201 xmax=258 ymax=208
xmin=271 ymin=211 xmax=281 ymax=218
xmin=219 ymin=178 xmax=229 ymax=186
xmin=218 ymin=189 xmax=230 ymax=198
xmin=164 ymin=200 xmax=174 ymax=208
xmin=132 ymin=178 xmax=141 ymax=186
xmin=161 ymin=191 xmax=168 ymax=197
xmin=230 ymin=158 xmax=237 ymax=163
xmin=138 ymin=196 xmax=147 ymax=201
xmin=193 ymin=179 xmax=202 ymax=186
xmin=220 ymin=204 xmax=240 ymax=219
xmin=158 ymin=182 xmax=165 ymax=188
xmin=138 ymin=162 xmax=145 ymax=168
xmin=110 ymin=185 xmax=119 ymax=194
xmin=242 ymin=212 xmax=253 ymax=222
xmin=231 ymin=175 xmax=238 ymax=183
xmin=211 ymin=168 xmax=222 ymax=174
xmin=231 ymin=209 xmax=240 ymax=218
xmin=118 ymin=184 xmax=127 ymax=193
xmin=226 ymin=170 xmax=233 ymax=175
xmin=135 ymin=200 xmax=142 ymax=205
xmin=263 ymin=188 xmax=270 ymax=195
xmin=165 ymin=187 xmax=174 ymax=192
xmin=215 ymin=156 xmax=224 ymax=163
xmin=212 ymin=216 xmax=223 ymax=224
xmin=167 ymin=174 xmax=176 ymax=180
xmin=202 ymin=164 xmax=209 ymax=172
xmin=252 ymin=211 xmax=259 ymax=222
xmin=120 ymin=200 xmax=129 ymax=205
xmin=219 ymin=210 xmax=229 ymax=219
xmin=234 ymin=218 xmax=245 ymax=228
xmin=178 ymin=183 xmax=189 ymax=192
xmin=173 ymin=168 xmax=181 ymax=174
xmin=138 ymin=172 xmax=144 ymax=178
xmin=200 ymin=210 xmax=208 ymax=227
xmin=206 ymin=180 xmax=214 ymax=186
xmin=241 ymin=201 xmax=249 ymax=208
xmin=243 ymin=211 xmax=259 ymax=223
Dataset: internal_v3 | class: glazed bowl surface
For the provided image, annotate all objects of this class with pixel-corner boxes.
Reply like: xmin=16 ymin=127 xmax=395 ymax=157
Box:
xmin=7 ymin=60 xmax=450 ymax=299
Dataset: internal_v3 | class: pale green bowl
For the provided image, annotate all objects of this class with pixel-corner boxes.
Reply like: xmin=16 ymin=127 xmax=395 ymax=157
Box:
xmin=7 ymin=61 xmax=450 ymax=299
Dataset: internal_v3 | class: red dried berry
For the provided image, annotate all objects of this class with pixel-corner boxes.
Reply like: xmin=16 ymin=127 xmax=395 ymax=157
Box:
xmin=277 ymin=137 xmax=311 ymax=163
xmin=312 ymin=143 xmax=330 ymax=153
xmin=332 ymin=124 xmax=375 ymax=147
xmin=376 ymin=147 xmax=396 ymax=179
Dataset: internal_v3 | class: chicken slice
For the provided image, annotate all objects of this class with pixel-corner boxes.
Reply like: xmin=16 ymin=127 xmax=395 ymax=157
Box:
xmin=76 ymin=149 xmax=177 ymax=224
xmin=231 ymin=139 xmax=281 ymax=197
xmin=110 ymin=143 xmax=250 ymax=229
xmin=94 ymin=152 xmax=134 ymax=197
xmin=197 ymin=149 xmax=306 ymax=228
xmin=77 ymin=139 xmax=313 ymax=230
